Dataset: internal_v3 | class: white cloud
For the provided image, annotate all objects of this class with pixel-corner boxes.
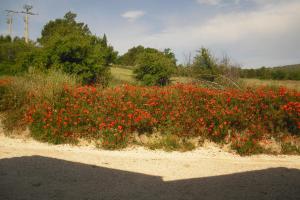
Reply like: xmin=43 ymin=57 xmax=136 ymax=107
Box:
xmin=196 ymin=0 xmax=222 ymax=5
xmin=121 ymin=10 xmax=145 ymax=22
xmin=196 ymin=0 xmax=240 ymax=6
xmin=113 ymin=1 xmax=300 ymax=67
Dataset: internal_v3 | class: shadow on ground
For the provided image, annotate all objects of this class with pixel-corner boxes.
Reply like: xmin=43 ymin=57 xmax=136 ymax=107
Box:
xmin=0 ymin=156 xmax=299 ymax=200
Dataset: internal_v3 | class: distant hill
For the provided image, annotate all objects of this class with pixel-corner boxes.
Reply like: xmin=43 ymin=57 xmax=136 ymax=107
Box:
xmin=274 ymin=64 xmax=300 ymax=70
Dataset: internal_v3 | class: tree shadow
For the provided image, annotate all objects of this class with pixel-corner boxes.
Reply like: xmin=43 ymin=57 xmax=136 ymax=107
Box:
xmin=0 ymin=156 xmax=299 ymax=200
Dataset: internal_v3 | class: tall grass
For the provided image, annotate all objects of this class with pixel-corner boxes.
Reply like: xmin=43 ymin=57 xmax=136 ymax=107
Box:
xmin=241 ymin=78 xmax=300 ymax=91
xmin=19 ymin=68 xmax=78 ymax=101
xmin=0 ymin=68 xmax=77 ymax=132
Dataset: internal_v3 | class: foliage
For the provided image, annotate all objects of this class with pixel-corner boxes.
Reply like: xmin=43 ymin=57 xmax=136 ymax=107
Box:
xmin=117 ymin=45 xmax=145 ymax=66
xmin=134 ymin=50 xmax=176 ymax=86
xmin=0 ymin=12 xmax=117 ymax=86
xmin=30 ymin=12 xmax=116 ymax=85
xmin=118 ymin=46 xmax=176 ymax=67
xmin=173 ymin=65 xmax=194 ymax=77
xmin=173 ymin=49 xmax=242 ymax=89
xmin=0 ymin=12 xmax=116 ymax=85
xmin=163 ymin=48 xmax=177 ymax=65
xmin=281 ymin=142 xmax=300 ymax=155
xmin=1 ymin=75 xmax=299 ymax=154
xmin=0 ymin=36 xmax=37 ymax=75
xmin=240 ymin=64 xmax=300 ymax=80
xmin=192 ymin=48 xmax=218 ymax=81
xmin=217 ymin=54 xmax=241 ymax=80
xmin=0 ymin=69 xmax=77 ymax=132
xmin=147 ymin=134 xmax=196 ymax=152
xmin=38 ymin=12 xmax=91 ymax=45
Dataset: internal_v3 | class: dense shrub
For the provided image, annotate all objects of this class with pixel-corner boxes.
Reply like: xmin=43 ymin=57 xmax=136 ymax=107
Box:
xmin=1 ymin=72 xmax=299 ymax=154
xmin=2 ymin=78 xmax=299 ymax=154
xmin=134 ymin=51 xmax=176 ymax=86
xmin=0 ymin=69 xmax=77 ymax=131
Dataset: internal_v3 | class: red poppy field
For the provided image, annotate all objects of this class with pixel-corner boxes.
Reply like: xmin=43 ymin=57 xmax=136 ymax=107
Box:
xmin=1 ymin=78 xmax=299 ymax=155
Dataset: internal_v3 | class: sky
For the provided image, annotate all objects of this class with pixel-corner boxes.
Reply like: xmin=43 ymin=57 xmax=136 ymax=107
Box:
xmin=0 ymin=0 xmax=300 ymax=68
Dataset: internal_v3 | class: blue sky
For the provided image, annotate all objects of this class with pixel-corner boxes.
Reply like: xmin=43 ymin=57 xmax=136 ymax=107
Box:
xmin=1 ymin=0 xmax=300 ymax=68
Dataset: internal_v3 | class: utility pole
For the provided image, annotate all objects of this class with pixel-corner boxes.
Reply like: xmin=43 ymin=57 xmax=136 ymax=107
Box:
xmin=4 ymin=10 xmax=19 ymax=38
xmin=20 ymin=4 xmax=37 ymax=43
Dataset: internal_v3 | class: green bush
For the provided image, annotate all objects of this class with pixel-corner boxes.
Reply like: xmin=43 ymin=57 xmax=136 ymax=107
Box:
xmin=134 ymin=51 xmax=176 ymax=86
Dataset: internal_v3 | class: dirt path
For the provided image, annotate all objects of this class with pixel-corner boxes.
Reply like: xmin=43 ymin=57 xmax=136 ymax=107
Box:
xmin=1 ymin=133 xmax=300 ymax=200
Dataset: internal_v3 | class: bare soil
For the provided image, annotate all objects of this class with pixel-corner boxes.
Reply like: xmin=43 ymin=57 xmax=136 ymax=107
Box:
xmin=1 ymin=132 xmax=300 ymax=199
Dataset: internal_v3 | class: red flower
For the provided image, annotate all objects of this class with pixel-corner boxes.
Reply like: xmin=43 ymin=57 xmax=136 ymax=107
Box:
xmin=118 ymin=125 xmax=123 ymax=131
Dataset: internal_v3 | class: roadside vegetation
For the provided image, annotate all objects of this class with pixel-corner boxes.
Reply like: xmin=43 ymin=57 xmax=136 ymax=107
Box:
xmin=0 ymin=11 xmax=299 ymax=155
xmin=1 ymin=76 xmax=299 ymax=155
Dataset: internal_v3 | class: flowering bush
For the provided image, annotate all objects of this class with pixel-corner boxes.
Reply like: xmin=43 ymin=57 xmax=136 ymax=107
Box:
xmin=0 ymin=70 xmax=77 ymax=132
xmin=21 ymin=83 xmax=299 ymax=153
xmin=1 ymin=76 xmax=299 ymax=154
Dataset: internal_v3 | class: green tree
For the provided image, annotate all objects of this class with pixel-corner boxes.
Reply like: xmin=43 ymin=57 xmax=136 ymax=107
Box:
xmin=118 ymin=46 xmax=169 ymax=67
xmin=35 ymin=12 xmax=116 ymax=85
xmin=38 ymin=12 xmax=90 ymax=46
xmin=134 ymin=51 xmax=176 ymax=86
xmin=118 ymin=45 xmax=145 ymax=66
xmin=272 ymin=70 xmax=286 ymax=80
xmin=163 ymin=48 xmax=177 ymax=65
xmin=240 ymin=65 xmax=300 ymax=81
xmin=0 ymin=35 xmax=36 ymax=75
xmin=192 ymin=47 xmax=218 ymax=81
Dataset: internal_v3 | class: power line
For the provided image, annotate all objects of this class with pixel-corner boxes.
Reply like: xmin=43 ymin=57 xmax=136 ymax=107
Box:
xmin=4 ymin=10 xmax=20 ymax=38
xmin=20 ymin=4 xmax=38 ymax=43
xmin=4 ymin=4 xmax=38 ymax=43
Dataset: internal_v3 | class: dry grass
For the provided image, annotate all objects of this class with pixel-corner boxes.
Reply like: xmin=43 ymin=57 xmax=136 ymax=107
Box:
xmin=241 ymin=78 xmax=300 ymax=90
xmin=100 ymin=67 xmax=300 ymax=90
xmin=170 ymin=76 xmax=195 ymax=84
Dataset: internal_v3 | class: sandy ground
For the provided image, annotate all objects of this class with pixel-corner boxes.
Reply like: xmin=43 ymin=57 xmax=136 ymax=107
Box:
xmin=1 ymin=132 xmax=300 ymax=200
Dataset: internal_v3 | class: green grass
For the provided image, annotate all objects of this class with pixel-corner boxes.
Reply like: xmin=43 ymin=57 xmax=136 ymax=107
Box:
xmin=110 ymin=67 xmax=300 ymax=90
xmin=110 ymin=67 xmax=135 ymax=83
xmin=110 ymin=66 xmax=196 ymax=85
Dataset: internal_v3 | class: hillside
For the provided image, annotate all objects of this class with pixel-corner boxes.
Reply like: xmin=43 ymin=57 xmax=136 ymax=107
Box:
xmin=275 ymin=64 xmax=300 ymax=70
